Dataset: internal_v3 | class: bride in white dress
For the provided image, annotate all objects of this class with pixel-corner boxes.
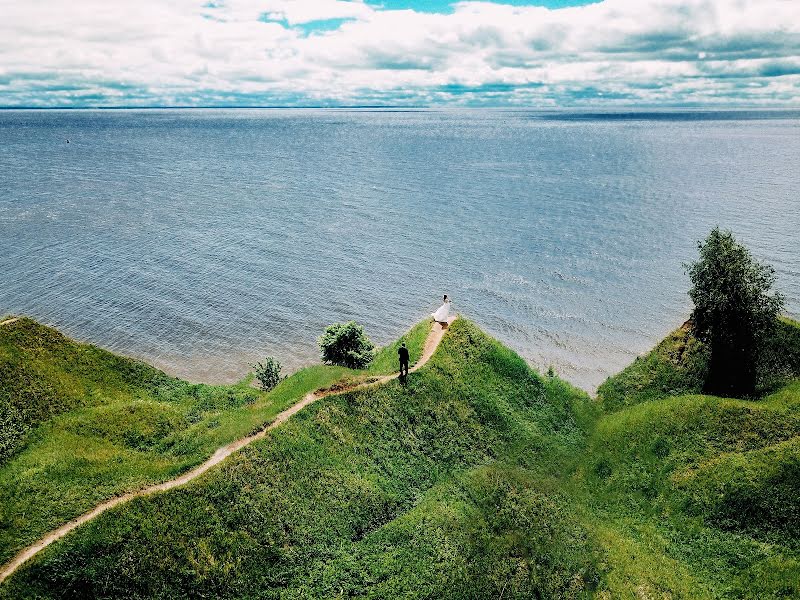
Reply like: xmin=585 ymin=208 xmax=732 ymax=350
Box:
xmin=432 ymin=294 xmax=451 ymax=324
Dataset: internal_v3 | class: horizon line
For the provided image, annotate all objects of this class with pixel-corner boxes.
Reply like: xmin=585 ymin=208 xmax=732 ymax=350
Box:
xmin=2 ymin=104 xmax=800 ymax=111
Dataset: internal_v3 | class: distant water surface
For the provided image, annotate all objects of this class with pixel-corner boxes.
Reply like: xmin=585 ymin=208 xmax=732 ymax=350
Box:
xmin=1 ymin=108 xmax=798 ymax=392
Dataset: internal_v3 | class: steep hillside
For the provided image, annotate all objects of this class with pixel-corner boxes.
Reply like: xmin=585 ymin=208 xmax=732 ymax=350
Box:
xmin=0 ymin=317 xmax=428 ymax=567
xmin=2 ymin=317 xmax=799 ymax=598
xmin=1 ymin=319 xmax=600 ymax=599
xmin=597 ymin=317 xmax=800 ymax=412
xmin=582 ymin=317 xmax=800 ymax=598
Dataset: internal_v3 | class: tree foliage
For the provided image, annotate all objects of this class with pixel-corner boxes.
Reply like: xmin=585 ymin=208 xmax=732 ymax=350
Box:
xmin=252 ymin=357 xmax=283 ymax=391
xmin=686 ymin=227 xmax=784 ymax=396
xmin=318 ymin=321 xmax=375 ymax=369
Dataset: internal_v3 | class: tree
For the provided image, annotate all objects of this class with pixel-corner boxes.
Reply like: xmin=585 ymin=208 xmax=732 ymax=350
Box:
xmin=318 ymin=321 xmax=375 ymax=369
xmin=253 ymin=356 xmax=283 ymax=391
xmin=686 ymin=227 xmax=784 ymax=397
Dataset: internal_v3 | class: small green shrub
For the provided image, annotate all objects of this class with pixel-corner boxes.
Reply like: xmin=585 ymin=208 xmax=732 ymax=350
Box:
xmin=252 ymin=357 xmax=283 ymax=391
xmin=318 ymin=322 xmax=375 ymax=369
xmin=0 ymin=402 xmax=29 ymax=463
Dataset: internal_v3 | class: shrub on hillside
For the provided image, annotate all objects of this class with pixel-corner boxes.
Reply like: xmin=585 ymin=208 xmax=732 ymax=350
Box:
xmin=686 ymin=227 xmax=784 ymax=397
xmin=253 ymin=357 xmax=283 ymax=391
xmin=0 ymin=402 xmax=29 ymax=464
xmin=318 ymin=321 xmax=375 ymax=369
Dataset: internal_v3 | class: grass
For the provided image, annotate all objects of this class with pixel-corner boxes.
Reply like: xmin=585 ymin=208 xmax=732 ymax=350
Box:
xmin=367 ymin=319 xmax=430 ymax=375
xmin=597 ymin=317 xmax=800 ymax=412
xmin=596 ymin=322 xmax=708 ymax=412
xmin=1 ymin=319 xmax=601 ymax=599
xmin=575 ymin=318 xmax=800 ymax=598
xmin=570 ymin=384 xmax=800 ymax=597
xmin=2 ymin=315 xmax=800 ymax=598
xmin=0 ymin=317 xmax=428 ymax=567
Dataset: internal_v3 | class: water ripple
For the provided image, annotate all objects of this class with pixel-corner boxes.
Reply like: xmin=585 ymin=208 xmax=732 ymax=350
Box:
xmin=1 ymin=108 xmax=798 ymax=393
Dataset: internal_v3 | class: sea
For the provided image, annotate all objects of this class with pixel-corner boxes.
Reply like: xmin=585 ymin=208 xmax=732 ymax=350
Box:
xmin=1 ymin=108 xmax=798 ymax=392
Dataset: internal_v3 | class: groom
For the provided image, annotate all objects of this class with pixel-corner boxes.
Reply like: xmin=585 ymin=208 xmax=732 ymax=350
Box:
xmin=398 ymin=342 xmax=409 ymax=378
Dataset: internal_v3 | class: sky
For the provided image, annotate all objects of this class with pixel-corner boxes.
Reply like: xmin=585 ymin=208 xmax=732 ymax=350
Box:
xmin=0 ymin=0 xmax=799 ymax=107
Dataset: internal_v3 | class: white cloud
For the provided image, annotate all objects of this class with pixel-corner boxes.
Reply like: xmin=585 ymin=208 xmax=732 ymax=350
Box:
xmin=255 ymin=0 xmax=374 ymax=24
xmin=0 ymin=0 xmax=798 ymax=106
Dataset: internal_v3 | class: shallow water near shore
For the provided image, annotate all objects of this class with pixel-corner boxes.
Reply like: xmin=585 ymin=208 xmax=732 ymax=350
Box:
xmin=1 ymin=108 xmax=798 ymax=392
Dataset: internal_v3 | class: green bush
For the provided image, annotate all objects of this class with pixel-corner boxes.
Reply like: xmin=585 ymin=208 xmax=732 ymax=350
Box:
xmin=252 ymin=357 xmax=283 ymax=391
xmin=0 ymin=402 xmax=29 ymax=463
xmin=318 ymin=321 xmax=375 ymax=369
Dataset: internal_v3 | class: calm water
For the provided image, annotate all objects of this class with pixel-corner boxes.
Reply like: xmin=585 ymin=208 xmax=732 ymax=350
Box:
xmin=1 ymin=109 xmax=798 ymax=392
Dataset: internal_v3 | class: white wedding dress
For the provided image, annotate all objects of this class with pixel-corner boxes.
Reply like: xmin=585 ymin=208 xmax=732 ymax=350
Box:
xmin=432 ymin=300 xmax=451 ymax=323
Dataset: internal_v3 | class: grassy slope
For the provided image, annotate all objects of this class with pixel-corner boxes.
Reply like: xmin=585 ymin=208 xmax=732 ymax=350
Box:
xmin=367 ymin=319 xmax=429 ymax=375
xmin=596 ymin=322 xmax=708 ymax=412
xmin=3 ymin=317 xmax=800 ymax=598
xmin=2 ymin=319 xmax=601 ymax=599
xmin=0 ymin=318 xmax=428 ymax=566
xmin=582 ymin=317 xmax=800 ymax=598
xmin=597 ymin=317 xmax=800 ymax=411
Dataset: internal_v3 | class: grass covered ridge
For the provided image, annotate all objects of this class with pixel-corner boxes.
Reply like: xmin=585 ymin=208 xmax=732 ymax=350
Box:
xmin=2 ymin=319 xmax=601 ymax=599
xmin=2 ymin=316 xmax=800 ymax=598
xmin=0 ymin=317 xmax=428 ymax=567
xmin=598 ymin=317 xmax=800 ymax=412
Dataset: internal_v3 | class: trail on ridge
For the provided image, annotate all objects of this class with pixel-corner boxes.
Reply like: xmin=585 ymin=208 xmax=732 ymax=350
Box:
xmin=0 ymin=317 xmax=455 ymax=584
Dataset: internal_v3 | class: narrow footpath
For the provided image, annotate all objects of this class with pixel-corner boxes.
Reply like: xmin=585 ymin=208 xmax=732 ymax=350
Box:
xmin=0 ymin=317 xmax=455 ymax=584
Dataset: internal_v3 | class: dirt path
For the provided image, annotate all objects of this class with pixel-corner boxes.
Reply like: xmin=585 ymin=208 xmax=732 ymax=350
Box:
xmin=0 ymin=317 xmax=20 ymax=328
xmin=0 ymin=317 xmax=455 ymax=584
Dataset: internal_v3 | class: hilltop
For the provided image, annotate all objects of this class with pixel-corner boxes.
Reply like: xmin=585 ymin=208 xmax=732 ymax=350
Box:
xmin=1 ymin=316 xmax=799 ymax=598
xmin=0 ymin=316 xmax=429 ymax=569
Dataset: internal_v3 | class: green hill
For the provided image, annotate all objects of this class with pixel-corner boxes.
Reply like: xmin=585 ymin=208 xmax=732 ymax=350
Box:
xmin=2 ymin=319 xmax=598 ymax=598
xmin=587 ymin=317 xmax=800 ymax=598
xmin=1 ymin=316 xmax=799 ymax=598
xmin=0 ymin=317 xmax=429 ymax=567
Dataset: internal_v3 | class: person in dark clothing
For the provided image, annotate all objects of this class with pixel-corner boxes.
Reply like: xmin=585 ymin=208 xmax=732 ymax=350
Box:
xmin=398 ymin=342 xmax=410 ymax=377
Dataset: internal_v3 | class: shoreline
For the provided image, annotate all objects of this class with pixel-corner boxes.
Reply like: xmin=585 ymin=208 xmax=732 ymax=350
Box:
xmin=0 ymin=312 xmax=677 ymax=396
xmin=5 ymin=310 xmax=799 ymax=395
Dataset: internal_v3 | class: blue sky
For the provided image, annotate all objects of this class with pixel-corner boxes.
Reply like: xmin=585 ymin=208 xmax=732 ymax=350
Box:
xmin=1 ymin=0 xmax=799 ymax=107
